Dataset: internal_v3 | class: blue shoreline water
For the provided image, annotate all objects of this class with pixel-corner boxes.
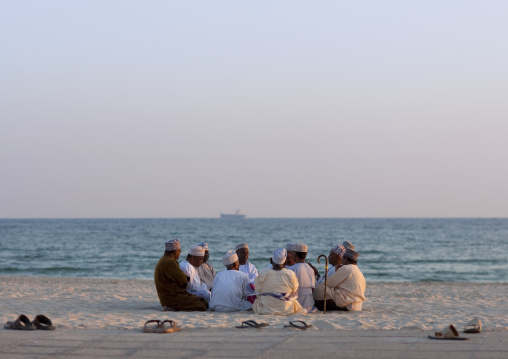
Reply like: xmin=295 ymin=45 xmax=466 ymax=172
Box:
xmin=1 ymin=218 xmax=507 ymax=282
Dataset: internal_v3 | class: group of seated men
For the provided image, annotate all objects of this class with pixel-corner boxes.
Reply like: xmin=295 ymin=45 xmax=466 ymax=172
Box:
xmin=154 ymin=239 xmax=366 ymax=314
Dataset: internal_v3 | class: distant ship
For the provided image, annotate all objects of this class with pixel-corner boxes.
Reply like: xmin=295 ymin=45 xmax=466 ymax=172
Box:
xmin=220 ymin=209 xmax=247 ymax=219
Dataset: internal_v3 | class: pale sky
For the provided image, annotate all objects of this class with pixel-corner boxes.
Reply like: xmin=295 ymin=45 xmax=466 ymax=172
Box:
xmin=1 ymin=1 xmax=507 ymax=218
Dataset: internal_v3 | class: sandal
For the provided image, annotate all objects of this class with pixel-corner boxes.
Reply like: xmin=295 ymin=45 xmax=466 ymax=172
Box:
xmin=235 ymin=320 xmax=269 ymax=329
xmin=428 ymin=325 xmax=468 ymax=340
xmin=284 ymin=320 xmax=313 ymax=330
xmin=4 ymin=315 xmax=36 ymax=330
xmin=142 ymin=319 xmax=182 ymax=333
xmin=32 ymin=315 xmax=55 ymax=330
xmin=464 ymin=318 xmax=482 ymax=333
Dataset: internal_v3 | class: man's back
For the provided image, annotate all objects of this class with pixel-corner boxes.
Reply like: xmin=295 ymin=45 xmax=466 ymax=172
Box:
xmin=326 ymin=264 xmax=366 ymax=311
xmin=154 ymin=256 xmax=188 ymax=306
xmin=289 ymin=262 xmax=316 ymax=310
xmin=209 ymin=270 xmax=252 ymax=312
xmin=253 ymin=268 xmax=305 ymax=315
xmin=154 ymin=256 xmax=207 ymax=311
xmin=239 ymin=261 xmax=258 ymax=282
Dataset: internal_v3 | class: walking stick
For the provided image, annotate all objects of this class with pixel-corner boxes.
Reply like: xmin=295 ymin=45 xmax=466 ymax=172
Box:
xmin=317 ymin=254 xmax=328 ymax=314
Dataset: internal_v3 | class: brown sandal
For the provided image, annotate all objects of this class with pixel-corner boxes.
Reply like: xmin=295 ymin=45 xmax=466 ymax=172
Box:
xmin=4 ymin=315 xmax=36 ymax=330
xmin=32 ymin=315 xmax=55 ymax=330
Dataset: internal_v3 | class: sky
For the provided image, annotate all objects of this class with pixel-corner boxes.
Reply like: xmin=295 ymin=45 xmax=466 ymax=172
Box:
xmin=1 ymin=1 xmax=507 ymax=218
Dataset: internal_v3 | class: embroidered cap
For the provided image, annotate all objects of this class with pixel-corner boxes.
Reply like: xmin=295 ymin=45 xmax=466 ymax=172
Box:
xmin=272 ymin=248 xmax=287 ymax=265
xmin=189 ymin=245 xmax=205 ymax=256
xmin=165 ymin=239 xmax=181 ymax=251
xmin=222 ymin=250 xmax=239 ymax=265
xmin=344 ymin=248 xmax=359 ymax=261
xmin=235 ymin=243 xmax=249 ymax=251
xmin=293 ymin=243 xmax=308 ymax=253
xmin=332 ymin=244 xmax=346 ymax=257
xmin=342 ymin=241 xmax=355 ymax=250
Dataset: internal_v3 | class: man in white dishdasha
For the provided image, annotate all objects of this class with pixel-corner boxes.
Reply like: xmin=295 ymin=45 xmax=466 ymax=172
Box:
xmin=288 ymin=243 xmax=316 ymax=312
xmin=196 ymin=242 xmax=216 ymax=290
xmin=209 ymin=250 xmax=253 ymax=312
xmin=236 ymin=243 xmax=258 ymax=283
xmin=179 ymin=245 xmax=211 ymax=303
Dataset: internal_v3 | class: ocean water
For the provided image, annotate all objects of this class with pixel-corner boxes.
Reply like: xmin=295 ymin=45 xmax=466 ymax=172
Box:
xmin=1 ymin=218 xmax=507 ymax=282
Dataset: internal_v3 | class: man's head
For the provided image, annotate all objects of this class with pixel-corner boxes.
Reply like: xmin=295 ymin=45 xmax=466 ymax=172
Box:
xmin=198 ymin=243 xmax=209 ymax=263
xmin=164 ymin=239 xmax=182 ymax=260
xmin=272 ymin=248 xmax=287 ymax=270
xmin=186 ymin=245 xmax=205 ymax=268
xmin=285 ymin=242 xmax=296 ymax=266
xmin=293 ymin=243 xmax=308 ymax=263
xmin=223 ymin=250 xmax=239 ymax=270
xmin=235 ymin=243 xmax=249 ymax=265
xmin=328 ymin=243 xmax=345 ymax=266
xmin=343 ymin=248 xmax=359 ymax=265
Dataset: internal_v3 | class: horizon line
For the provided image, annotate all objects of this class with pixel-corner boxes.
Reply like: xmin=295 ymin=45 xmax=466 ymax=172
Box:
xmin=1 ymin=216 xmax=507 ymax=220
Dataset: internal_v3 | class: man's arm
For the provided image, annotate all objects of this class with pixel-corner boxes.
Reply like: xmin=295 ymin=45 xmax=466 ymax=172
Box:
xmin=168 ymin=261 xmax=190 ymax=288
xmin=250 ymin=263 xmax=259 ymax=281
xmin=306 ymin=261 xmax=321 ymax=279
xmin=325 ymin=266 xmax=350 ymax=288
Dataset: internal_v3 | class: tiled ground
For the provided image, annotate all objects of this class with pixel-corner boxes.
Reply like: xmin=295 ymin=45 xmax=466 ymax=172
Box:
xmin=0 ymin=328 xmax=505 ymax=359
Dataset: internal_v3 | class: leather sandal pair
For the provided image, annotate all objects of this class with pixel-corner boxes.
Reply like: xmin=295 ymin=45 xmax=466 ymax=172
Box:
xmin=142 ymin=319 xmax=181 ymax=333
xmin=4 ymin=314 xmax=55 ymax=330
xmin=428 ymin=318 xmax=483 ymax=340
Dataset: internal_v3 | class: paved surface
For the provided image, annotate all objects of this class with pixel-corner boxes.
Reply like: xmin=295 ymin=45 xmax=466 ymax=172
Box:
xmin=1 ymin=328 xmax=506 ymax=359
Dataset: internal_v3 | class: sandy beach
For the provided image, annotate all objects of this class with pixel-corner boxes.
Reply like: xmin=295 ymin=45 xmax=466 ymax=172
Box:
xmin=1 ymin=276 xmax=507 ymax=332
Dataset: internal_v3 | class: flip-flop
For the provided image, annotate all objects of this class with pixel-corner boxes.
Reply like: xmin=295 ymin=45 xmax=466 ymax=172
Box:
xmin=235 ymin=320 xmax=269 ymax=329
xmin=142 ymin=319 xmax=182 ymax=333
xmin=464 ymin=318 xmax=482 ymax=333
xmin=32 ymin=315 xmax=56 ymax=330
xmin=283 ymin=320 xmax=313 ymax=330
xmin=428 ymin=324 xmax=469 ymax=340
xmin=4 ymin=315 xmax=36 ymax=330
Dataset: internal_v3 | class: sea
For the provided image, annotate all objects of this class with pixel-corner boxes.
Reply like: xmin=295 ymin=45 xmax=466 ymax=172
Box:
xmin=1 ymin=218 xmax=507 ymax=282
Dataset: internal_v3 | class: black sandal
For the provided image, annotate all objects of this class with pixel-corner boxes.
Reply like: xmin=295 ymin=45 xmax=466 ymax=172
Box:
xmin=235 ymin=320 xmax=269 ymax=329
xmin=284 ymin=320 xmax=313 ymax=330
xmin=32 ymin=315 xmax=55 ymax=330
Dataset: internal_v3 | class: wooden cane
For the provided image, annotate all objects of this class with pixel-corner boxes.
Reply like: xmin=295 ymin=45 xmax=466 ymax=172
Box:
xmin=317 ymin=254 xmax=328 ymax=314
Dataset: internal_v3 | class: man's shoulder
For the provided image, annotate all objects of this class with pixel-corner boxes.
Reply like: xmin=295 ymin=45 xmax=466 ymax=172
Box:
xmin=202 ymin=262 xmax=214 ymax=270
xmin=281 ymin=268 xmax=297 ymax=278
xmin=232 ymin=270 xmax=250 ymax=280
xmin=336 ymin=264 xmax=360 ymax=275
xmin=218 ymin=269 xmax=249 ymax=280
xmin=179 ymin=260 xmax=195 ymax=272
xmin=257 ymin=267 xmax=272 ymax=276
xmin=156 ymin=255 xmax=176 ymax=267
xmin=351 ymin=264 xmax=365 ymax=276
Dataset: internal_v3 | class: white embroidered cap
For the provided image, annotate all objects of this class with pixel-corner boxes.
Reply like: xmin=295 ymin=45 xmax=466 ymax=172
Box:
xmin=293 ymin=243 xmax=308 ymax=253
xmin=188 ymin=245 xmax=205 ymax=256
xmin=272 ymin=248 xmax=287 ymax=265
xmin=222 ymin=250 xmax=239 ymax=265
xmin=235 ymin=243 xmax=248 ymax=251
